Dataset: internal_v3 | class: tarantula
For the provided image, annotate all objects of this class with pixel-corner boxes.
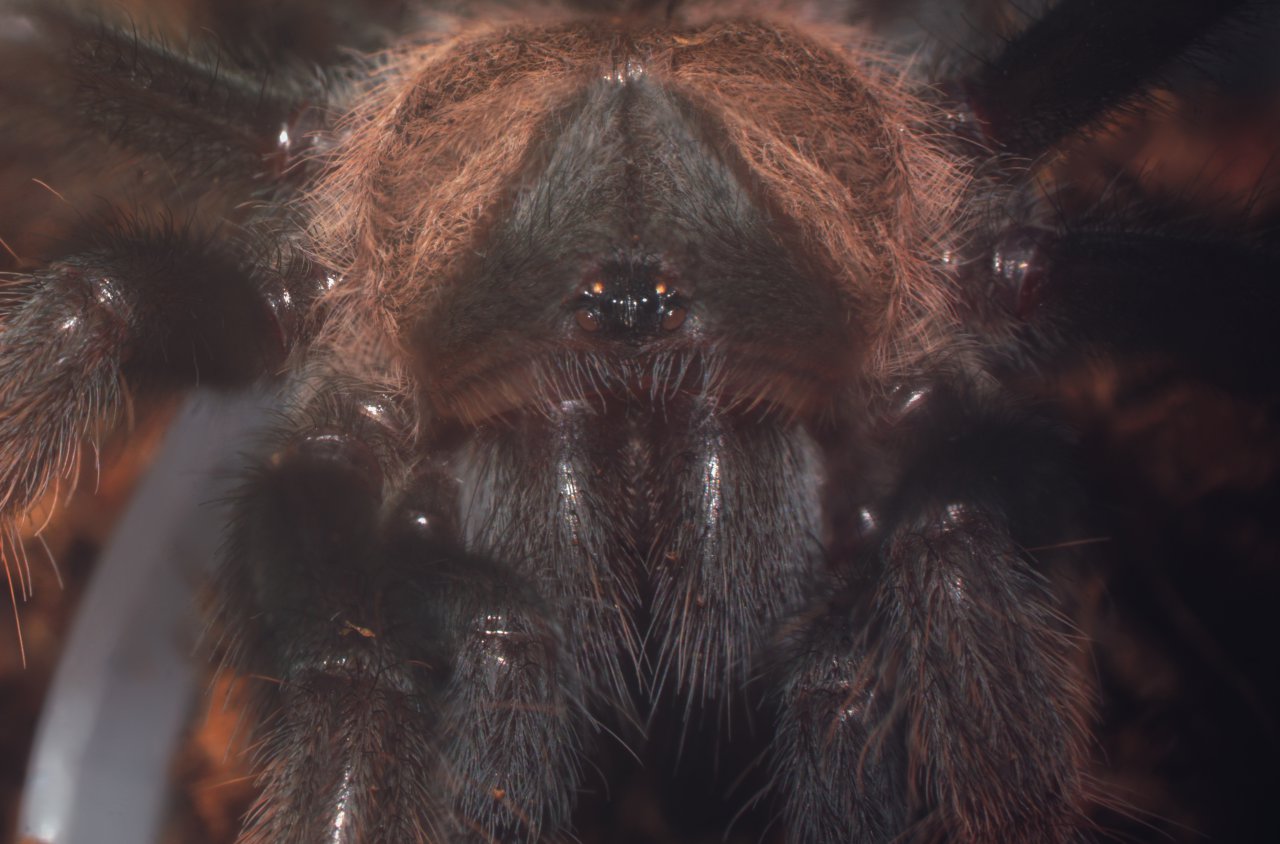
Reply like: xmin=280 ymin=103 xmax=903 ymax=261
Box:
xmin=3 ymin=1 xmax=1278 ymax=842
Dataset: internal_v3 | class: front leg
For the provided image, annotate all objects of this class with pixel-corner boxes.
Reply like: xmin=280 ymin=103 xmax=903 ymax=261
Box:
xmin=450 ymin=398 xmax=641 ymax=840
xmin=216 ymin=391 xmax=453 ymax=843
xmin=778 ymin=386 xmax=1093 ymax=842
xmin=219 ymin=386 xmax=605 ymax=844
xmin=0 ymin=231 xmax=319 ymax=660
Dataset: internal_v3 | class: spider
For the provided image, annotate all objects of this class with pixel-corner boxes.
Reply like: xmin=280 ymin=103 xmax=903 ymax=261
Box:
xmin=2 ymin=1 xmax=1278 ymax=842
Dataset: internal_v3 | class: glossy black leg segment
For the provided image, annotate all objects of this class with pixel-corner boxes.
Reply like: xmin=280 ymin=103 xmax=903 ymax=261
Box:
xmin=987 ymin=226 xmax=1280 ymax=395
xmin=0 ymin=232 xmax=318 ymax=537
xmin=962 ymin=0 xmax=1259 ymax=157
xmin=649 ymin=399 xmax=824 ymax=708
xmin=450 ymin=400 xmax=640 ymax=841
xmin=216 ymin=402 xmax=450 ymax=844
xmin=777 ymin=391 xmax=1090 ymax=843
xmin=437 ymin=564 xmax=578 ymax=844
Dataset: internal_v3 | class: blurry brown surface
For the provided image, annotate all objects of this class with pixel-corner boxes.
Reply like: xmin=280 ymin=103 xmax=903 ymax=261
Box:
xmin=160 ymin=674 xmax=257 ymax=844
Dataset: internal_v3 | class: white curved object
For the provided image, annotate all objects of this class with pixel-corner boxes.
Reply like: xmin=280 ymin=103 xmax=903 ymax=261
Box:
xmin=18 ymin=390 xmax=273 ymax=844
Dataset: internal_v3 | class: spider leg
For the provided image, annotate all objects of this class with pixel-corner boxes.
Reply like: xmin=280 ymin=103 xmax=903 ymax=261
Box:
xmin=216 ymin=390 xmax=453 ymax=843
xmin=451 ymin=399 xmax=641 ymax=840
xmin=0 ymin=2 xmax=334 ymax=624
xmin=0 ymin=3 xmax=329 ymax=642
xmin=976 ymin=224 xmax=1280 ymax=396
xmin=221 ymin=392 xmax=641 ymax=843
xmin=775 ymin=584 xmax=905 ymax=843
xmin=0 ymin=1 xmax=405 ymax=190
xmin=956 ymin=0 xmax=1274 ymax=157
xmin=648 ymin=396 xmax=825 ymax=708
xmin=0 ymin=228 xmax=320 ymax=563
xmin=776 ymin=385 xmax=1092 ymax=843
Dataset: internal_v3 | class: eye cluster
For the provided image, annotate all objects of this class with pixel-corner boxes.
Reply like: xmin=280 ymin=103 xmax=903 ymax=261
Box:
xmin=570 ymin=256 xmax=689 ymax=338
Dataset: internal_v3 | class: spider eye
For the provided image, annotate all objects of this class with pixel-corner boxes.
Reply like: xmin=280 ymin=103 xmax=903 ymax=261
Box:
xmin=660 ymin=305 xmax=687 ymax=331
xmin=570 ymin=264 xmax=689 ymax=338
xmin=991 ymin=227 xmax=1051 ymax=317
xmin=575 ymin=308 xmax=602 ymax=333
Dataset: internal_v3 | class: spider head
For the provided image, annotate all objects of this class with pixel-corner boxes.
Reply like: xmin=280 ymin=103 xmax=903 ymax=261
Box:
xmin=312 ymin=19 xmax=962 ymax=426
xmin=402 ymin=72 xmax=862 ymax=424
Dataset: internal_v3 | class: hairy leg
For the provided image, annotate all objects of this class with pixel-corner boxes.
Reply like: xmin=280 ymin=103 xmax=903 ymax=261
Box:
xmin=449 ymin=399 xmax=641 ymax=840
xmin=648 ymin=396 xmax=825 ymax=710
xmin=776 ymin=385 xmax=1092 ymax=843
